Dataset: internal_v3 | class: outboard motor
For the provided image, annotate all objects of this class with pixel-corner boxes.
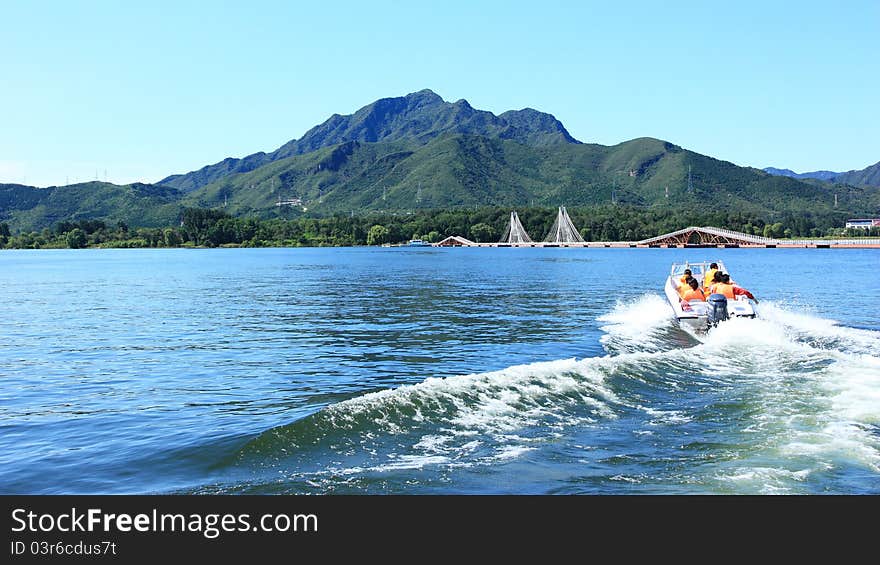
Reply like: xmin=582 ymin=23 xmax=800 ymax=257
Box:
xmin=707 ymin=293 xmax=729 ymax=327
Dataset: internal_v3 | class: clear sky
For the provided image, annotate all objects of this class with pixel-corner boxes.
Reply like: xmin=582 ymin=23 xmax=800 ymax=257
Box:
xmin=2 ymin=0 xmax=878 ymax=187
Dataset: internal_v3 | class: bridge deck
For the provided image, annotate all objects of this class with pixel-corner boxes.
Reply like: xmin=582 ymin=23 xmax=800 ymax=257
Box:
xmin=437 ymin=226 xmax=880 ymax=248
xmin=447 ymin=241 xmax=880 ymax=248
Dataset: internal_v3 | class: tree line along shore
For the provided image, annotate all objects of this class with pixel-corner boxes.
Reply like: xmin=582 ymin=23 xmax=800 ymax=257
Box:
xmin=1 ymin=206 xmax=877 ymax=250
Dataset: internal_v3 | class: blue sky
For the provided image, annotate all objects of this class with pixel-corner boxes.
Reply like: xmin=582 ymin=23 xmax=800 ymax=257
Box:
xmin=2 ymin=0 xmax=878 ymax=187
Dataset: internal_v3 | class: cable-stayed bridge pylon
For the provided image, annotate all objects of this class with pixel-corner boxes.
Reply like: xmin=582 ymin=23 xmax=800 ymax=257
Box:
xmin=543 ymin=206 xmax=584 ymax=243
xmin=499 ymin=211 xmax=533 ymax=243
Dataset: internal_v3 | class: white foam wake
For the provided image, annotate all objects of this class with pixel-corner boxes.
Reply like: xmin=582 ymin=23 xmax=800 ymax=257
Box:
xmin=689 ymin=303 xmax=880 ymax=489
xmin=593 ymin=293 xmax=880 ymax=491
xmin=274 ymin=299 xmax=879 ymax=491
xmin=327 ymin=356 xmax=621 ymax=436
xmin=315 ymin=351 xmax=692 ymax=475
xmin=598 ymin=294 xmax=679 ymax=353
xmin=756 ymin=301 xmax=880 ymax=356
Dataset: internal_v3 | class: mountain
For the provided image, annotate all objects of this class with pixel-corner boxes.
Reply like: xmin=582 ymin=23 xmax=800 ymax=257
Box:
xmin=833 ymin=161 xmax=880 ymax=188
xmin=0 ymin=182 xmax=183 ymax=231
xmin=160 ymin=89 xmax=579 ymax=192
xmin=3 ymin=90 xmax=879 ymax=233
xmin=183 ymin=134 xmax=877 ymax=219
xmin=764 ymin=161 xmax=880 ymax=188
xmin=762 ymin=167 xmax=841 ymax=181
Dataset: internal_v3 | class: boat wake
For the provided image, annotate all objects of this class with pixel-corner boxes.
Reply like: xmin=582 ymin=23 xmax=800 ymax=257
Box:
xmin=194 ymin=355 xmax=630 ymax=493
xmin=188 ymin=295 xmax=880 ymax=494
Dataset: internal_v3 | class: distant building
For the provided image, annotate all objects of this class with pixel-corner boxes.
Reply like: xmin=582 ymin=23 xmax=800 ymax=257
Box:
xmin=845 ymin=218 xmax=880 ymax=229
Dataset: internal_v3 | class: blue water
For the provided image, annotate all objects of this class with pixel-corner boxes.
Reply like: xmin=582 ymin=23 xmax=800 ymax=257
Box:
xmin=1 ymin=247 xmax=878 ymax=494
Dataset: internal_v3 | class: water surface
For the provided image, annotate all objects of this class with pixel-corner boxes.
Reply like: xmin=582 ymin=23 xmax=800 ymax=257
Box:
xmin=1 ymin=247 xmax=878 ymax=494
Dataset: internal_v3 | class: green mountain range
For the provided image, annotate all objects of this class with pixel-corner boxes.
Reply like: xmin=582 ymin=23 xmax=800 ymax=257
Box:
xmin=0 ymin=182 xmax=182 ymax=232
xmin=2 ymin=89 xmax=878 ymax=232
xmin=833 ymin=161 xmax=880 ymax=188
xmin=764 ymin=161 xmax=880 ymax=188
xmin=159 ymin=89 xmax=578 ymax=193
xmin=184 ymin=134 xmax=875 ymax=218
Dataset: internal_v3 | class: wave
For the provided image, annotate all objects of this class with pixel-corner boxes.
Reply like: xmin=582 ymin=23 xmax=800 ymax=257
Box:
xmin=754 ymin=301 xmax=880 ymax=356
xmin=678 ymin=300 xmax=880 ymax=489
xmin=230 ymin=356 xmax=627 ymax=473
xmin=597 ymin=294 xmax=690 ymax=354
xmin=198 ymin=296 xmax=879 ymax=494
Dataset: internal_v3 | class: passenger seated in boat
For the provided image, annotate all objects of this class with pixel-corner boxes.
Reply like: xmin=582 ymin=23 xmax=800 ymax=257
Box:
xmin=707 ymin=270 xmax=724 ymax=292
xmin=703 ymin=263 xmax=719 ymax=289
xmin=680 ymin=278 xmax=706 ymax=303
xmin=677 ymin=275 xmax=696 ymax=297
xmin=679 ymin=269 xmax=693 ymax=285
xmin=711 ymin=273 xmax=758 ymax=303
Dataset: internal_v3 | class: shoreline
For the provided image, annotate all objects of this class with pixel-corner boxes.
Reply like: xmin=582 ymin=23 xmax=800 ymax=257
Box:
xmin=3 ymin=239 xmax=880 ymax=251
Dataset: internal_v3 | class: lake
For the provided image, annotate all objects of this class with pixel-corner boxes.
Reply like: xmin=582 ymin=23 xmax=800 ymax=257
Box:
xmin=1 ymin=247 xmax=878 ymax=494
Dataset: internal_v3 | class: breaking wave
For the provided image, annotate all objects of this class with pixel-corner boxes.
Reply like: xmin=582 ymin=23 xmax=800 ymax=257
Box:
xmin=192 ymin=295 xmax=879 ymax=494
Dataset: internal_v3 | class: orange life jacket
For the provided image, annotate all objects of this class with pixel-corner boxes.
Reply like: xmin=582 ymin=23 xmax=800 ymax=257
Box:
xmin=677 ymin=282 xmax=690 ymax=297
xmin=704 ymin=268 xmax=718 ymax=289
xmin=711 ymin=283 xmax=736 ymax=299
xmin=681 ymin=288 xmax=706 ymax=302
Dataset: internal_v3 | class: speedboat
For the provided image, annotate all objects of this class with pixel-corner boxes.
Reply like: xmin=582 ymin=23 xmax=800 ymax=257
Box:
xmin=407 ymin=239 xmax=432 ymax=247
xmin=665 ymin=261 xmax=756 ymax=330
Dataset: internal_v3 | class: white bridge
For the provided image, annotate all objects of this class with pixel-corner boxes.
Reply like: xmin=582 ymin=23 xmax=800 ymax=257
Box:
xmin=633 ymin=226 xmax=879 ymax=248
xmin=437 ymin=221 xmax=880 ymax=249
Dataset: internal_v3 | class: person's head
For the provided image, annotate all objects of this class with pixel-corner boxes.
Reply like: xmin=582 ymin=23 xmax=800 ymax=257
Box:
xmin=689 ymin=279 xmax=700 ymax=290
xmin=710 ymin=262 xmax=718 ymax=269
xmin=721 ymin=273 xmax=731 ymax=283
xmin=683 ymin=269 xmax=692 ymax=276
xmin=713 ymin=271 xmax=724 ymax=283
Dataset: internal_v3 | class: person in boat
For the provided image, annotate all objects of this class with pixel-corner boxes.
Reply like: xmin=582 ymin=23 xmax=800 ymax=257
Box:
xmin=679 ymin=269 xmax=693 ymax=285
xmin=677 ymin=274 xmax=696 ymax=297
xmin=706 ymin=270 xmax=724 ymax=293
xmin=711 ymin=273 xmax=758 ymax=303
xmin=703 ymin=263 xmax=719 ymax=289
xmin=707 ymin=271 xmax=726 ymax=295
xmin=680 ymin=278 xmax=706 ymax=303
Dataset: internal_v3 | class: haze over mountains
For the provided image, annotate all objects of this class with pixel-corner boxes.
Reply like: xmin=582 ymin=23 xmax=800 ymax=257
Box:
xmin=762 ymin=168 xmax=842 ymax=181
xmin=763 ymin=162 xmax=880 ymax=187
xmin=833 ymin=162 xmax=880 ymax=188
xmin=1 ymin=89 xmax=878 ymax=232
